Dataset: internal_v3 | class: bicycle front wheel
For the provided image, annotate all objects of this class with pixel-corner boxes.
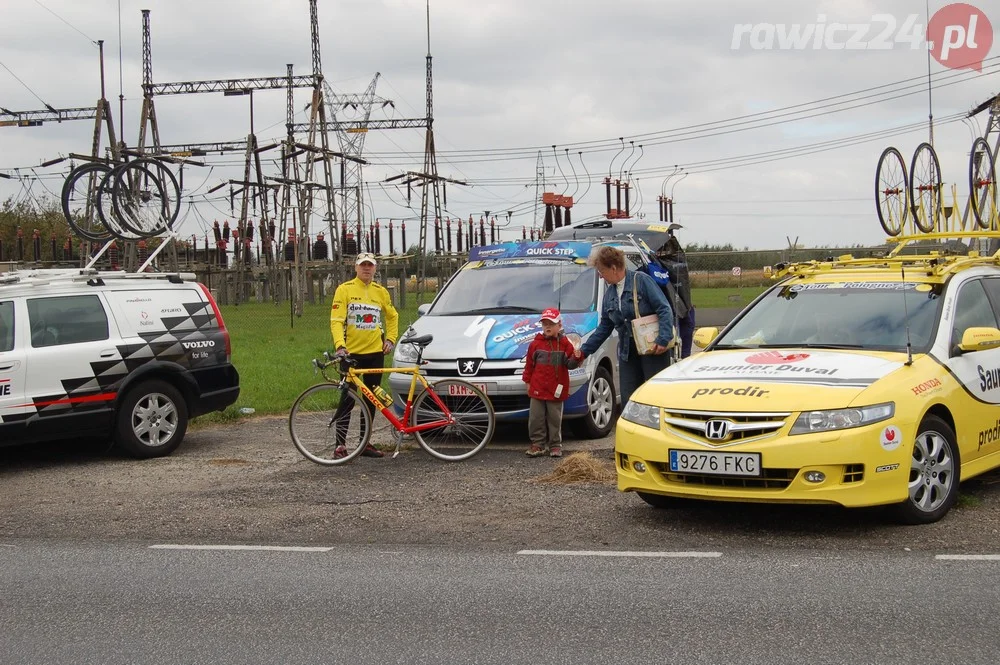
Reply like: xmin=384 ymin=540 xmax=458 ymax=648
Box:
xmin=289 ymin=384 xmax=372 ymax=465
xmin=62 ymin=162 xmax=114 ymax=242
xmin=970 ymin=137 xmax=997 ymax=230
xmin=875 ymin=146 xmax=908 ymax=236
xmin=112 ymin=159 xmax=180 ymax=237
xmin=909 ymin=142 xmax=942 ymax=233
xmin=411 ymin=379 xmax=495 ymax=461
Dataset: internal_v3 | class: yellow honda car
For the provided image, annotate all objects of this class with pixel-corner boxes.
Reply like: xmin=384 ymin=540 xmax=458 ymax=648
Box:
xmin=615 ymin=243 xmax=1000 ymax=523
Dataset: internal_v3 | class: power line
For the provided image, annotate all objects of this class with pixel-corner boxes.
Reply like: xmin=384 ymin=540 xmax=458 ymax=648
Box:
xmin=433 ymin=113 xmax=965 ymax=186
xmin=0 ymin=59 xmax=52 ymax=109
xmin=362 ymin=60 xmax=1000 ymax=162
xmin=32 ymin=0 xmax=98 ymax=46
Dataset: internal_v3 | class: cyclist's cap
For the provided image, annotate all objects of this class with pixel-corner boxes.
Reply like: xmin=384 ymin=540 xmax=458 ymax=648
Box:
xmin=539 ymin=308 xmax=561 ymax=324
xmin=355 ymin=252 xmax=377 ymax=266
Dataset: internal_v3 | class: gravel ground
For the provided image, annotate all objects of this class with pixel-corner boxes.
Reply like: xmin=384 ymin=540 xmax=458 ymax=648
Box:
xmin=3 ymin=416 xmax=1000 ymax=552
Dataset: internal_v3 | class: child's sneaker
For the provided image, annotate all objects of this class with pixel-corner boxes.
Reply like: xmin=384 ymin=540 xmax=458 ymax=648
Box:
xmin=549 ymin=445 xmax=563 ymax=458
xmin=526 ymin=444 xmax=546 ymax=457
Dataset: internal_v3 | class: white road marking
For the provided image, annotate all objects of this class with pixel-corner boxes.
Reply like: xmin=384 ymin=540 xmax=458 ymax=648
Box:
xmin=518 ymin=549 xmax=722 ymax=558
xmin=935 ymin=554 xmax=1000 ymax=561
xmin=150 ymin=544 xmax=333 ymax=552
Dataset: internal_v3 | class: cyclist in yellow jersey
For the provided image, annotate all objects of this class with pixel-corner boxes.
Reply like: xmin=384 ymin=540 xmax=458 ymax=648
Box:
xmin=330 ymin=252 xmax=399 ymax=458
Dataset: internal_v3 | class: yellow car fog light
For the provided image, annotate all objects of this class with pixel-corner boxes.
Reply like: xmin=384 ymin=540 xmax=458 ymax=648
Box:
xmin=804 ymin=470 xmax=826 ymax=483
xmin=633 ymin=461 xmax=647 ymax=473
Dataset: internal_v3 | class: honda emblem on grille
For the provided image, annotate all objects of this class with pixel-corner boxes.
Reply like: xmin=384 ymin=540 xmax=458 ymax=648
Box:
xmin=705 ymin=419 xmax=732 ymax=441
xmin=458 ymin=358 xmax=483 ymax=376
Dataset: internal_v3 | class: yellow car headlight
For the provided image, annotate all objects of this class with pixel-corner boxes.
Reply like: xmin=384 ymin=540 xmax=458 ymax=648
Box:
xmin=789 ymin=402 xmax=894 ymax=435
xmin=621 ymin=400 xmax=661 ymax=429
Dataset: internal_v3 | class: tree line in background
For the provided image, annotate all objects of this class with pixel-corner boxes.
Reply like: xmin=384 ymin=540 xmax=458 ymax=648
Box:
xmin=0 ymin=197 xmax=66 ymax=257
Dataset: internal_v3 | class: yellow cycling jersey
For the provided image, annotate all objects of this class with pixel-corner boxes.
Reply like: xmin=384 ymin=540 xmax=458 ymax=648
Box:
xmin=330 ymin=277 xmax=399 ymax=354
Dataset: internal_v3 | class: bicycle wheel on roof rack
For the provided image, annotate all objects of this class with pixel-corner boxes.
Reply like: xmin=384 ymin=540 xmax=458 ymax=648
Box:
xmin=61 ymin=162 xmax=114 ymax=242
xmin=875 ymin=146 xmax=909 ymax=236
xmin=909 ymin=142 xmax=943 ymax=233
xmin=969 ymin=137 xmax=997 ymax=230
xmin=112 ymin=158 xmax=180 ymax=237
xmin=96 ymin=162 xmax=143 ymax=241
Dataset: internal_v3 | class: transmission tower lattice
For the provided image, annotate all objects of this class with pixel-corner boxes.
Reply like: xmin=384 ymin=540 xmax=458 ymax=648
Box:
xmin=323 ymin=74 xmax=384 ymax=238
xmin=533 ymin=151 xmax=545 ymax=231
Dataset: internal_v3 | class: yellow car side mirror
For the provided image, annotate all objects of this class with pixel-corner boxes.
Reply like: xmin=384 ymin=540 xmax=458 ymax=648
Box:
xmin=693 ymin=327 xmax=720 ymax=349
xmin=959 ymin=327 xmax=1000 ymax=353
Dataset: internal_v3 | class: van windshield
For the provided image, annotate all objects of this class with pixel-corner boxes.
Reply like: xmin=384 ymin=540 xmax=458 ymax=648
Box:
xmin=431 ymin=260 xmax=597 ymax=316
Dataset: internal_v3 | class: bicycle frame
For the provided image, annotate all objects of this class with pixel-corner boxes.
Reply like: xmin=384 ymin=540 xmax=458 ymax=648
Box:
xmin=342 ymin=364 xmax=456 ymax=435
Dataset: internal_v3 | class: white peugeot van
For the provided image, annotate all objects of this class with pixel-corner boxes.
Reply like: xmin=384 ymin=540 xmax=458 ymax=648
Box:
xmin=390 ymin=240 xmax=653 ymax=438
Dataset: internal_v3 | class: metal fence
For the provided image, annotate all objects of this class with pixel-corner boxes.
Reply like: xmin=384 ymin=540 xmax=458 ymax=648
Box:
xmin=2 ymin=242 xmax=969 ymax=308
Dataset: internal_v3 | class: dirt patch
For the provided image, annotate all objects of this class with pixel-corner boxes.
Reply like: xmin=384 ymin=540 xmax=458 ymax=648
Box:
xmin=534 ymin=452 xmax=617 ymax=484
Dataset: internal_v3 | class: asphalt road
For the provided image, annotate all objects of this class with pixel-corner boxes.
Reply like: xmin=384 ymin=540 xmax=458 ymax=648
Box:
xmin=2 ymin=542 xmax=999 ymax=665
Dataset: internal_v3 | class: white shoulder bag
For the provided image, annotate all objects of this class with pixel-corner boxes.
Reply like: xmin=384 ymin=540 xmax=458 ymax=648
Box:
xmin=630 ymin=277 xmax=676 ymax=356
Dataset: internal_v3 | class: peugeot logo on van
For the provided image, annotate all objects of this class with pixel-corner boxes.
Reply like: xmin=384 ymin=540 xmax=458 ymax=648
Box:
xmin=458 ymin=358 xmax=483 ymax=376
xmin=705 ymin=419 xmax=732 ymax=441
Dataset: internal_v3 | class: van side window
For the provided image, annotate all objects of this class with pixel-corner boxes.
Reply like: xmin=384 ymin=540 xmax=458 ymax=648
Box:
xmin=27 ymin=295 xmax=109 ymax=347
xmin=951 ymin=280 xmax=998 ymax=348
xmin=0 ymin=301 xmax=13 ymax=352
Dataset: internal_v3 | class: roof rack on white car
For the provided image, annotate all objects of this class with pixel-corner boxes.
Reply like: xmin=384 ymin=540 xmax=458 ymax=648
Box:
xmin=0 ymin=268 xmax=196 ymax=289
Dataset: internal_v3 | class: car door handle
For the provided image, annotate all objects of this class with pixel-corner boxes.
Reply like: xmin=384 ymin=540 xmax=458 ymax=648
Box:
xmin=0 ymin=361 xmax=20 ymax=371
xmin=99 ymin=350 xmax=118 ymax=359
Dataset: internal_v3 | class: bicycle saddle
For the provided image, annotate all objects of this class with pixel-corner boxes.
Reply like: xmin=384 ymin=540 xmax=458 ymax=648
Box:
xmin=400 ymin=333 xmax=433 ymax=347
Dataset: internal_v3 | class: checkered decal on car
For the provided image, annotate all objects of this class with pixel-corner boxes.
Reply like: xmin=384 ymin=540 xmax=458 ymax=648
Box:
xmin=22 ymin=300 xmax=222 ymax=419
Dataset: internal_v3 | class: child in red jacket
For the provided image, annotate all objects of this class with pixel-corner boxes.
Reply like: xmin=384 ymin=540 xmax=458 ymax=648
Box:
xmin=522 ymin=308 xmax=582 ymax=458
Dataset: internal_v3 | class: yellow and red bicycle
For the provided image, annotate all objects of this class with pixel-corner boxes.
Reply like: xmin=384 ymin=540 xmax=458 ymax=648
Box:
xmin=289 ymin=333 xmax=495 ymax=465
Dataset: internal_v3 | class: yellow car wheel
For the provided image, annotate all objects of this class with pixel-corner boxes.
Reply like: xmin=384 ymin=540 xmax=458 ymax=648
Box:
xmin=891 ymin=415 xmax=959 ymax=525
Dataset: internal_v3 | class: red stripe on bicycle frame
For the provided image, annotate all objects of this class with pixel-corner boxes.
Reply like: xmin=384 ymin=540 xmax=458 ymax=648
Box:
xmin=396 ymin=385 xmax=456 ymax=434
xmin=378 ymin=400 xmax=451 ymax=433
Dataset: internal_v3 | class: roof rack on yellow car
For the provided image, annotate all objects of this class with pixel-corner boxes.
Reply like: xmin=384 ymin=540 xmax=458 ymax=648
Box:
xmin=766 ymin=231 xmax=1000 ymax=281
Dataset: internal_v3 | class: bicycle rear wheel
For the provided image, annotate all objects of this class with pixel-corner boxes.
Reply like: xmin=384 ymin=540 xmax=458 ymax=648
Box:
xmin=909 ymin=142 xmax=942 ymax=233
xmin=96 ymin=162 xmax=143 ymax=241
xmin=61 ymin=162 xmax=114 ymax=242
xmin=970 ymin=137 xmax=997 ymax=230
xmin=411 ymin=379 xmax=495 ymax=461
xmin=289 ymin=384 xmax=372 ymax=466
xmin=112 ymin=158 xmax=180 ymax=237
xmin=875 ymin=146 xmax=908 ymax=236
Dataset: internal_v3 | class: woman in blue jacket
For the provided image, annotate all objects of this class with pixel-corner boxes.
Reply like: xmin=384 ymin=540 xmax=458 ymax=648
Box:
xmin=578 ymin=246 xmax=674 ymax=406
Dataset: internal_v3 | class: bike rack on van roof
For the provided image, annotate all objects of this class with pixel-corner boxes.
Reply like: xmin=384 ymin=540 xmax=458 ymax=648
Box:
xmin=769 ymin=231 xmax=1000 ymax=281
xmin=0 ymin=268 xmax=196 ymax=289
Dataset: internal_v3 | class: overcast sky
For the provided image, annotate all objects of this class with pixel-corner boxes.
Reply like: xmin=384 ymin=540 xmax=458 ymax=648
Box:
xmin=1 ymin=0 xmax=998 ymax=250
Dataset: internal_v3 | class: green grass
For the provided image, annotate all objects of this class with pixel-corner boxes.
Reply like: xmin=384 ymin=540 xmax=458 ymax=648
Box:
xmin=193 ymin=286 xmax=760 ymax=426
xmin=691 ymin=286 xmax=768 ymax=308
xmin=957 ymin=493 xmax=981 ymax=509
